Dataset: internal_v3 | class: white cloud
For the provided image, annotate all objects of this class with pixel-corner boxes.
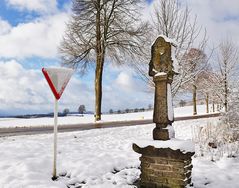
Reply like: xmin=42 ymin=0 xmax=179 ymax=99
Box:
xmin=102 ymin=70 xmax=153 ymax=111
xmin=206 ymin=0 xmax=239 ymax=19
xmin=0 ymin=12 xmax=69 ymax=59
xmin=0 ymin=60 xmax=152 ymax=115
xmin=182 ymin=0 xmax=239 ymax=47
xmin=0 ymin=60 xmax=50 ymax=113
xmin=115 ymin=72 xmax=135 ymax=92
xmin=5 ymin=0 xmax=57 ymax=14
xmin=0 ymin=60 xmax=94 ymax=114
xmin=0 ymin=18 xmax=12 ymax=35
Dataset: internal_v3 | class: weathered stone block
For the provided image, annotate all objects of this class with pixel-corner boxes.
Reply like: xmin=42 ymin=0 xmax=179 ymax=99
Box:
xmin=141 ymin=162 xmax=151 ymax=169
xmin=140 ymin=156 xmax=156 ymax=163
xmin=133 ymin=144 xmax=195 ymax=188
xmin=168 ymin=161 xmax=185 ymax=168
xmin=153 ymin=128 xmax=169 ymax=140
xmin=156 ymin=123 xmax=168 ymax=129
xmin=151 ymin=164 xmax=172 ymax=171
xmin=162 ymin=171 xmax=185 ymax=179
xmin=184 ymin=164 xmax=193 ymax=171
xmin=133 ymin=144 xmax=194 ymax=160
xmin=155 ymin=158 xmax=169 ymax=165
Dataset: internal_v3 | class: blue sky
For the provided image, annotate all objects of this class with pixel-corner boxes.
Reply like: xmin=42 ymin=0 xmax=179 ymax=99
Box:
xmin=0 ymin=0 xmax=239 ymax=115
xmin=0 ymin=0 xmax=69 ymax=25
xmin=0 ymin=0 xmax=154 ymax=115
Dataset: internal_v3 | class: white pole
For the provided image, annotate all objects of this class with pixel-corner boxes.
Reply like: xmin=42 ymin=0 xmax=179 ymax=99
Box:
xmin=53 ymin=98 xmax=58 ymax=179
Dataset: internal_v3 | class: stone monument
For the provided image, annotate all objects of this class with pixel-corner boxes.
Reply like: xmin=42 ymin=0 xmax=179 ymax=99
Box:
xmin=133 ymin=36 xmax=195 ymax=188
xmin=149 ymin=36 xmax=175 ymax=141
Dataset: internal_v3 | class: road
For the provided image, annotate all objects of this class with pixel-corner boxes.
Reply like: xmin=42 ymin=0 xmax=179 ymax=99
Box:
xmin=0 ymin=113 xmax=220 ymax=137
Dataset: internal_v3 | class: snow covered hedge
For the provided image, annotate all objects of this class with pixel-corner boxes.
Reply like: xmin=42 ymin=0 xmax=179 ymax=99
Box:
xmin=193 ymin=90 xmax=239 ymax=160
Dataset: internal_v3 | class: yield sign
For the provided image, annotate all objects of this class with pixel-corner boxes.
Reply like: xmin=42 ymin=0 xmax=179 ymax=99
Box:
xmin=42 ymin=67 xmax=74 ymax=100
xmin=42 ymin=67 xmax=74 ymax=179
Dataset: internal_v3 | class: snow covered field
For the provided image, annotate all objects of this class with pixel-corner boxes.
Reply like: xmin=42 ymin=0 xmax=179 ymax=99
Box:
xmin=0 ymin=117 xmax=238 ymax=188
xmin=0 ymin=105 xmax=217 ymax=128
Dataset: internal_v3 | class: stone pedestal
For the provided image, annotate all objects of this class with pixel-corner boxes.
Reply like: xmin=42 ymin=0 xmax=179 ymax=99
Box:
xmin=153 ymin=127 xmax=170 ymax=141
xmin=153 ymin=74 xmax=174 ymax=141
xmin=133 ymin=143 xmax=194 ymax=188
xmin=153 ymin=74 xmax=168 ymax=126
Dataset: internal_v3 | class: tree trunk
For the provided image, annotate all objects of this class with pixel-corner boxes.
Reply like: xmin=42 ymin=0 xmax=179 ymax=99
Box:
xmin=193 ymin=84 xmax=197 ymax=115
xmin=95 ymin=0 xmax=103 ymax=121
xmin=95 ymin=59 xmax=104 ymax=121
xmin=212 ymin=100 xmax=215 ymax=112
xmin=217 ymin=104 xmax=220 ymax=111
xmin=205 ymin=93 xmax=209 ymax=113
xmin=224 ymin=72 xmax=228 ymax=112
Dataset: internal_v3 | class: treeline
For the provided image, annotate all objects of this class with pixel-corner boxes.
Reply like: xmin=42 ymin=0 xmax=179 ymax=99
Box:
xmin=108 ymin=105 xmax=153 ymax=114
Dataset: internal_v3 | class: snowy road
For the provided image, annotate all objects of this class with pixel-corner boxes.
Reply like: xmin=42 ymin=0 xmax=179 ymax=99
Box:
xmin=0 ymin=113 xmax=220 ymax=137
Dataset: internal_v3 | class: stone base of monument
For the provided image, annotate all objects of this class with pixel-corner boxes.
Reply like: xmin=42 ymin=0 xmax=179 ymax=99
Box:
xmin=133 ymin=139 xmax=195 ymax=188
xmin=153 ymin=125 xmax=175 ymax=141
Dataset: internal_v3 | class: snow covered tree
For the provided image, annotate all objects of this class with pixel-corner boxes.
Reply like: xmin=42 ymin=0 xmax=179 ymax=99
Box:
xmin=196 ymin=89 xmax=239 ymax=159
xmin=216 ymin=39 xmax=238 ymax=112
xmin=59 ymin=0 xmax=149 ymax=121
xmin=181 ymin=48 xmax=208 ymax=115
xmin=196 ymin=70 xmax=217 ymax=113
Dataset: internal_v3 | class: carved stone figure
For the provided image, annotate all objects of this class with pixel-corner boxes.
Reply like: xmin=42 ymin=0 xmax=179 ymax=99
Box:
xmin=149 ymin=36 xmax=174 ymax=80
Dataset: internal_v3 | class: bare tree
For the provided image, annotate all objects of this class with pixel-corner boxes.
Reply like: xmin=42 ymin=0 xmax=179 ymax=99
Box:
xmin=109 ymin=109 xmax=113 ymax=114
xmin=179 ymin=100 xmax=186 ymax=107
xmin=196 ymin=70 xmax=218 ymax=113
xmin=136 ymin=0 xmax=209 ymax=96
xmin=63 ymin=108 xmax=70 ymax=115
xmin=78 ymin=105 xmax=86 ymax=114
xmin=198 ymin=70 xmax=225 ymax=113
xmin=59 ymin=0 xmax=149 ymax=121
xmin=216 ymin=39 xmax=238 ymax=112
xmin=197 ymin=39 xmax=239 ymax=114
xmin=182 ymin=48 xmax=208 ymax=115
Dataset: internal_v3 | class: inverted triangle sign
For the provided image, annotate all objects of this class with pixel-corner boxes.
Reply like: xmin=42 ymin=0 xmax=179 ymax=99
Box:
xmin=42 ymin=67 xmax=74 ymax=100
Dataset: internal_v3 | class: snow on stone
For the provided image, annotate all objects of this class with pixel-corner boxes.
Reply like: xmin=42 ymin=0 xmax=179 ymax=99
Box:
xmin=166 ymin=125 xmax=175 ymax=139
xmin=134 ymin=138 xmax=194 ymax=153
xmin=158 ymin=34 xmax=179 ymax=73
xmin=171 ymin=45 xmax=179 ymax=73
xmin=152 ymin=68 xmax=158 ymax=74
xmin=158 ymin=34 xmax=178 ymax=46
xmin=154 ymin=72 xmax=167 ymax=76
xmin=167 ymin=83 xmax=174 ymax=121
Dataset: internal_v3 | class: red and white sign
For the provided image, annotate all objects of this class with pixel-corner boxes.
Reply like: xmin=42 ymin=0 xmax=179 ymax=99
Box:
xmin=42 ymin=67 xmax=74 ymax=100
